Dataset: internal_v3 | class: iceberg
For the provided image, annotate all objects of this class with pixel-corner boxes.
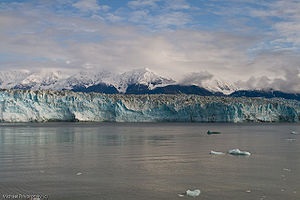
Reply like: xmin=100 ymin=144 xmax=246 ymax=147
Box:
xmin=228 ymin=149 xmax=251 ymax=156
xmin=210 ymin=150 xmax=225 ymax=155
xmin=178 ymin=189 xmax=201 ymax=197
xmin=0 ymin=90 xmax=299 ymax=122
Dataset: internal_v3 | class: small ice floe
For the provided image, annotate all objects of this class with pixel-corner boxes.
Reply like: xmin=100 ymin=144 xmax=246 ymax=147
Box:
xmin=286 ymin=138 xmax=296 ymax=142
xmin=178 ymin=189 xmax=201 ymax=197
xmin=245 ymin=190 xmax=251 ymax=193
xmin=283 ymin=168 xmax=291 ymax=172
xmin=260 ymin=195 xmax=267 ymax=200
xmin=76 ymin=172 xmax=83 ymax=176
xmin=228 ymin=148 xmax=251 ymax=156
xmin=291 ymin=131 xmax=299 ymax=135
xmin=210 ymin=150 xmax=225 ymax=155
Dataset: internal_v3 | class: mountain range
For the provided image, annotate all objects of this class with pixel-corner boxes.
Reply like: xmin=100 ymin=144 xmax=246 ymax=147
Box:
xmin=0 ymin=68 xmax=299 ymax=101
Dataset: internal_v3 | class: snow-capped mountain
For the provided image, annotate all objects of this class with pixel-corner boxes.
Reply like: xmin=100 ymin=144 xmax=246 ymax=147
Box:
xmin=0 ymin=70 xmax=29 ymax=89
xmin=58 ymin=70 xmax=114 ymax=90
xmin=15 ymin=70 xmax=68 ymax=90
xmin=0 ymin=68 xmax=177 ymax=93
xmin=2 ymin=68 xmax=298 ymax=100
xmin=201 ymin=78 xmax=238 ymax=95
xmin=178 ymin=72 xmax=238 ymax=95
xmin=112 ymin=68 xmax=175 ymax=93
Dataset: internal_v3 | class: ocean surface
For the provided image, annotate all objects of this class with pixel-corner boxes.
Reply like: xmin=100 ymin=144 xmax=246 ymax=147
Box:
xmin=0 ymin=123 xmax=299 ymax=200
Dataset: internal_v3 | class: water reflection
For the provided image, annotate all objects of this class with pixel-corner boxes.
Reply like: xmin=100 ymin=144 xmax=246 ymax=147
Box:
xmin=0 ymin=123 xmax=299 ymax=200
xmin=0 ymin=123 xmax=177 ymax=147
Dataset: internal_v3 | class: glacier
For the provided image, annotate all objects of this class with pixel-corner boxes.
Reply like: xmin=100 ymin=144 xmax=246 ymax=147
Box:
xmin=0 ymin=89 xmax=299 ymax=123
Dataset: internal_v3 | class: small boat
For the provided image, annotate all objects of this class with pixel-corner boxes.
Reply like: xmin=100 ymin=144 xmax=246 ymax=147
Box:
xmin=207 ymin=130 xmax=221 ymax=135
xmin=291 ymin=131 xmax=299 ymax=135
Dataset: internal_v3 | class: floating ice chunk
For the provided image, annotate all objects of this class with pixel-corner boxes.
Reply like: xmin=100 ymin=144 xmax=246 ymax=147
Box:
xmin=186 ymin=189 xmax=201 ymax=197
xmin=283 ymin=168 xmax=291 ymax=172
xmin=178 ymin=189 xmax=201 ymax=197
xmin=228 ymin=148 xmax=251 ymax=156
xmin=291 ymin=131 xmax=299 ymax=135
xmin=210 ymin=150 xmax=225 ymax=155
xmin=76 ymin=172 xmax=82 ymax=176
xmin=286 ymin=138 xmax=296 ymax=141
xmin=260 ymin=195 xmax=267 ymax=200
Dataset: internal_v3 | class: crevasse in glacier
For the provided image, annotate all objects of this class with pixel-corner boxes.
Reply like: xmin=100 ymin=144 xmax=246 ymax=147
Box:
xmin=0 ymin=90 xmax=299 ymax=122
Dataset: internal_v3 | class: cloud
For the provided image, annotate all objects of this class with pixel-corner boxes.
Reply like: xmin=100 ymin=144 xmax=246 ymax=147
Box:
xmin=128 ymin=0 xmax=160 ymax=9
xmin=237 ymin=68 xmax=300 ymax=93
xmin=126 ymin=0 xmax=194 ymax=29
xmin=179 ymin=72 xmax=213 ymax=86
xmin=165 ymin=0 xmax=191 ymax=10
xmin=72 ymin=0 xmax=110 ymax=12
xmin=1 ymin=0 xmax=300 ymax=92
xmin=249 ymin=0 xmax=300 ymax=47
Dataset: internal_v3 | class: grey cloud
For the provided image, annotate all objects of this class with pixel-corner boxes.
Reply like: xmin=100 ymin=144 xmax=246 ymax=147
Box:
xmin=179 ymin=72 xmax=213 ymax=86
xmin=238 ymin=68 xmax=300 ymax=93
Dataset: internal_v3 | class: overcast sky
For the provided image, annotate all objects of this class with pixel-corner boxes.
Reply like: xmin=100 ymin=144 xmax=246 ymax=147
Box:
xmin=1 ymin=0 xmax=300 ymax=92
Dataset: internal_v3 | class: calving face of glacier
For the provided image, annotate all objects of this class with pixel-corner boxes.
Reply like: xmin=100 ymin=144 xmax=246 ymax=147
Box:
xmin=0 ymin=90 xmax=299 ymax=122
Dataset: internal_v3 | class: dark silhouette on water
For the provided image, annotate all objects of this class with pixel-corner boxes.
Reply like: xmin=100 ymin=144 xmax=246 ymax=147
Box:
xmin=207 ymin=130 xmax=221 ymax=135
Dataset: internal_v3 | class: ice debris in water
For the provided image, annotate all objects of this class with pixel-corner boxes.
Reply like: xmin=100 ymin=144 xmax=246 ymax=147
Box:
xmin=178 ymin=189 xmax=201 ymax=197
xmin=228 ymin=149 xmax=251 ymax=156
xmin=283 ymin=168 xmax=291 ymax=172
xmin=210 ymin=150 xmax=225 ymax=155
xmin=286 ymin=138 xmax=296 ymax=141
xmin=76 ymin=172 xmax=82 ymax=176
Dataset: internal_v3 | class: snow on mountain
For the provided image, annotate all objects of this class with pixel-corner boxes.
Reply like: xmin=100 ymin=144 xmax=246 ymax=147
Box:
xmin=0 ymin=68 xmax=177 ymax=93
xmin=0 ymin=70 xmax=30 ymax=89
xmin=17 ymin=70 xmax=68 ymax=90
xmin=179 ymin=72 xmax=238 ymax=95
xmin=201 ymin=78 xmax=238 ymax=95
xmin=58 ymin=70 xmax=114 ymax=90
xmin=112 ymin=68 xmax=176 ymax=93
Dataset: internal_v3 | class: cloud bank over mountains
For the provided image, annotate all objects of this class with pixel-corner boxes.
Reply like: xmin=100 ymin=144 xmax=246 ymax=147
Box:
xmin=0 ymin=0 xmax=300 ymax=92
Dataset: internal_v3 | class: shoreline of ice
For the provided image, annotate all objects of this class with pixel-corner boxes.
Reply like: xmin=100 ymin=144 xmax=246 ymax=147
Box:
xmin=0 ymin=89 xmax=299 ymax=123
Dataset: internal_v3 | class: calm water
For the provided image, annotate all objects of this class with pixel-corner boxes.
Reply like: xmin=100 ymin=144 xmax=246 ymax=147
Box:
xmin=0 ymin=123 xmax=299 ymax=200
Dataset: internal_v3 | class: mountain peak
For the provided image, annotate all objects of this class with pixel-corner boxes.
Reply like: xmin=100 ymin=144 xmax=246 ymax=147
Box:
xmin=112 ymin=68 xmax=175 ymax=93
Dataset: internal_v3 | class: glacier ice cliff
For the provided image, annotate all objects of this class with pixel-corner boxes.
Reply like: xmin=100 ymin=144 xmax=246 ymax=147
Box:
xmin=0 ymin=90 xmax=299 ymax=122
